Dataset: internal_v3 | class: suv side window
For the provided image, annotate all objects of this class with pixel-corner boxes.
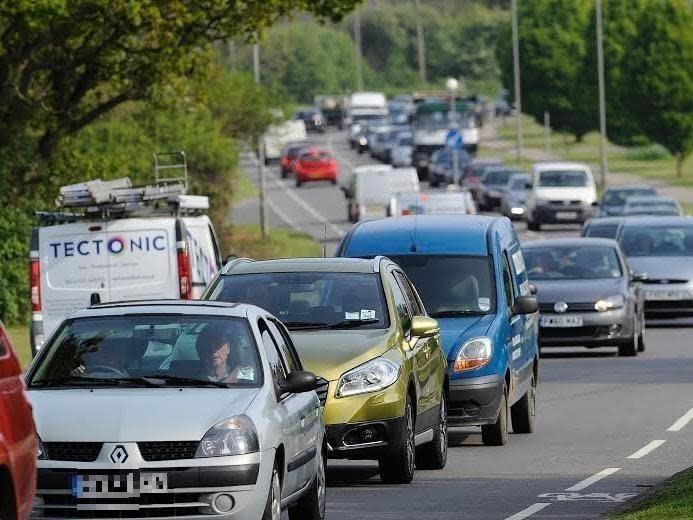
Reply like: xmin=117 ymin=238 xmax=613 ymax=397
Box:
xmin=259 ymin=320 xmax=287 ymax=396
xmin=394 ymin=271 xmax=424 ymax=316
xmin=501 ymin=254 xmax=515 ymax=310
xmin=389 ymin=271 xmax=412 ymax=331
xmin=267 ymin=320 xmax=302 ymax=373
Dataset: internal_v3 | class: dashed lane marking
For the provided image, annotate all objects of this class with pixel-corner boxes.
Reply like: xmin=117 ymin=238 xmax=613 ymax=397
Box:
xmin=538 ymin=492 xmax=636 ymax=503
xmin=503 ymin=502 xmax=551 ymax=520
xmin=565 ymin=468 xmax=620 ymax=492
xmin=627 ymin=440 xmax=666 ymax=460
xmin=667 ymin=407 xmax=693 ymax=432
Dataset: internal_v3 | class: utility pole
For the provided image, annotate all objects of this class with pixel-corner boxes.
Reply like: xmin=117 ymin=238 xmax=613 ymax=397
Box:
xmin=414 ymin=0 xmax=427 ymax=84
xmin=252 ymin=41 xmax=268 ymax=238
xmin=354 ymin=7 xmax=364 ymax=90
xmin=596 ymin=0 xmax=608 ymax=188
xmin=511 ymin=0 xmax=523 ymax=163
xmin=544 ymin=111 xmax=552 ymax=155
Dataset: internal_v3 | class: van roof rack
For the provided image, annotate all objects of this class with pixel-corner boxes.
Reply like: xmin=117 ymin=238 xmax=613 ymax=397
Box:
xmin=154 ymin=151 xmax=188 ymax=187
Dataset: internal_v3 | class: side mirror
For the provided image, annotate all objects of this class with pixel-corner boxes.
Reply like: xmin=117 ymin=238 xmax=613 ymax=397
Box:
xmin=525 ymin=181 xmax=533 ymax=190
xmin=411 ymin=316 xmax=440 ymax=338
xmin=512 ymin=295 xmax=538 ymax=315
xmin=631 ymin=272 xmax=648 ymax=282
xmin=280 ymin=371 xmax=318 ymax=394
xmin=528 ymin=283 xmax=538 ymax=295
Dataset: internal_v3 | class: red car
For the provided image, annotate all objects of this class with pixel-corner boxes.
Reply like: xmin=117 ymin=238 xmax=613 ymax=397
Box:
xmin=0 ymin=322 xmax=36 ymax=520
xmin=280 ymin=140 xmax=313 ymax=178
xmin=293 ymin=148 xmax=339 ymax=187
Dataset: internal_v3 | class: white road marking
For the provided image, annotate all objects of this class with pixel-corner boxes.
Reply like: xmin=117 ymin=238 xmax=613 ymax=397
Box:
xmin=503 ymin=502 xmax=551 ymax=520
xmin=667 ymin=407 xmax=693 ymax=432
xmin=565 ymin=468 xmax=620 ymax=491
xmin=627 ymin=440 xmax=666 ymax=459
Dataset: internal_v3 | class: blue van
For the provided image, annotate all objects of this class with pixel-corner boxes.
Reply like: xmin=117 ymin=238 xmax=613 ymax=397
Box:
xmin=336 ymin=215 xmax=539 ymax=445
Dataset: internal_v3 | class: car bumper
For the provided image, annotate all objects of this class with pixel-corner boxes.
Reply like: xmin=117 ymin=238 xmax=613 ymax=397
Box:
xmin=34 ymin=450 xmax=271 ymax=520
xmin=539 ymin=309 xmax=634 ymax=347
xmin=642 ymin=286 xmax=693 ymax=318
xmin=447 ymin=374 xmax=504 ymax=426
xmin=297 ymin=171 xmax=337 ymax=182
xmin=325 ymin=417 xmax=406 ymax=460
xmin=533 ymin=204 xmax=593 ymax=224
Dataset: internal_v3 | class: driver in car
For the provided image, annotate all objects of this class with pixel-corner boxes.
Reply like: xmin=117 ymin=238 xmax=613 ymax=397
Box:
xmin=196 ymin=324 xmax=256 ymax=383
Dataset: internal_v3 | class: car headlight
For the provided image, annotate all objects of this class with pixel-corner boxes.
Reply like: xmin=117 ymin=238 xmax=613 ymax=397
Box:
xmin=195 ymin=416 xmax=259 ymax=458
xmin=37 ymin=434 xmax=47 ymax=460
xmin=595 ymin=295 xmax=625 ymax=312
xmin=335 ymin=358 xmax=400 ymax=398
xmin=454 ymin=337 xmax=492 ymax=372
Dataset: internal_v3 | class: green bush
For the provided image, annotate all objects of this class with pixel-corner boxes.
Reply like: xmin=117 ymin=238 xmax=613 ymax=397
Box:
xmin=625 ymin=144 xmax=670 ymax=162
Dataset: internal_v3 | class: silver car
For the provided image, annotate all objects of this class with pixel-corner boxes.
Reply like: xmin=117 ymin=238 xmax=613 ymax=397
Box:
xmin=26 ymin=301 xmax=326 ymax=520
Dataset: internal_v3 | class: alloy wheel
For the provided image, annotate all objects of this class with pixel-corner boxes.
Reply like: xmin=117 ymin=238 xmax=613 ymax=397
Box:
xmin=439 ymin=397 xmax=448 ymax=458
xmin=406 ymin=404 xmax=415 ymax=474
xmin=317 ymin=452 xmax=326 ymax=517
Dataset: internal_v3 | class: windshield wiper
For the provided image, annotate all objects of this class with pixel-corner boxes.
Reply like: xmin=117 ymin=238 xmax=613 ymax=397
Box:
xmin=283 ymin=321 xmax=332 ymax=330
xmin=429 ymin=310 xmax=485 ymax=318
xmin=139 ymin=374 xmax=230 ymax=388
xmin=30 ymin=376 xmax=163 ymax=388
xmin=327 ymin=319 xmax=380 ymax=329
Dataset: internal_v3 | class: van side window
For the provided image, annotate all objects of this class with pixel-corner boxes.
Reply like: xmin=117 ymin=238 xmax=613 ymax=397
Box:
xmin=389 ymin=272 xmax=412 ymax=332
xmin=501 ymin=255 xmax=515 ymax=310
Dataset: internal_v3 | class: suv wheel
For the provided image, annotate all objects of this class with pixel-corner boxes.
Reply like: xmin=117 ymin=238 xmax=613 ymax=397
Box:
xmin=481 ymin=383 xmax=509 ymax=446
xmin=618 ymin=334 xmax=637 ymax=357
xmin=289 ymin=445 xmax=326 ymax=520
xmin=511 ymin=374 xmax=537 ymax=434
xmin=638 ymin=315 xmax=646 ymax=352
xmin=262 ymin=464 xmax=282 ymax=520
xmin=379 ymin=397 xmax=415 ymax=484
xmin=416 ymin=393 xmax=448 ymax=470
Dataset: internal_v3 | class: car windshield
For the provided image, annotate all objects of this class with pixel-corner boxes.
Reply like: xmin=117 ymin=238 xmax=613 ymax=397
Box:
xmin=603 ymin=188 xmax=656 ymax=206
xmin=538 ymin=170 xmax=588 ymax=187
xmin=509 ymin=176 xmax=529 ymax=191
xmin=524 ymin=246 xmax=622 ymax=280
xmin=484 ymin=169 xmax=519 ymax=186
xmin=209 ymin=272 xmax=388 ymax=330
xmin=301 ymin=152 xmax=331 ymax=162
xmin=387 ymin=255 xmax=495 ymax=316
xmin=28 ymin=315 xmax=261 ymax=388
xmin=620 ymin=225 xmax=693 ymax=257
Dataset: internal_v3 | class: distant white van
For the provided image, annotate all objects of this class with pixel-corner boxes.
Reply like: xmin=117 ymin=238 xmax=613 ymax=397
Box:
xmin=29 ymin=181 xmax=223 ymax=354
xmin=389 ymin=189 xmax=477 ymax=217
xmin=263 ymin=120 xmax=307 ymax=163
xmin=344 ymin=166 xmax=420 ymax=222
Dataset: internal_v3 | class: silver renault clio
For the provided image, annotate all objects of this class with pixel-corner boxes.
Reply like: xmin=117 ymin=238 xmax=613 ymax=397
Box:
xmin=26 ymin=300 xmax=325 ymax=520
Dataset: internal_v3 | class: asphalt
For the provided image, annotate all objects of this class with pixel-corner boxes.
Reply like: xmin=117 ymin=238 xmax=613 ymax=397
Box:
xmin=232 ymin=128 xmax=693 ymax=520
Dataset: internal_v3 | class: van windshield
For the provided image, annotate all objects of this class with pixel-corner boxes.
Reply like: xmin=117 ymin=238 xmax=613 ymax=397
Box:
xmin=387 ymin=255 xmax=495 ymax=316
xmin=538 ymin=170 xmax=588 ymax=187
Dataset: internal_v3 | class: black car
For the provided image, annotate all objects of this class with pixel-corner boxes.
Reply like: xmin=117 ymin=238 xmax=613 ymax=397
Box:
xmin=524 ymin=238 xmax=645 ymax=356
xmin=598 ymin=185 xmax=657 ymax=217
xmin=294 ymin=107 xmax=325 ymax=133
xmin=581 ymin=217 xmax=625 ymax=239
xmin=477 ymin=167 xmax=526 ymax=211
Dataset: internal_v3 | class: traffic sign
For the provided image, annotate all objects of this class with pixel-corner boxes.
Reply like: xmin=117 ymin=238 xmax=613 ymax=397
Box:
xmin=445 ymin=129 xmax=463 ymax=149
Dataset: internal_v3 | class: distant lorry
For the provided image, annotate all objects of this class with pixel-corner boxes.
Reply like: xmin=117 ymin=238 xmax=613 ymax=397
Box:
xmin=346 ymin=91 xmax=389 ymax=147
xmin=29 ymin=156 xmax=222 ymax=354
xmin=314 ymin=94 xmax=347 ymax=128
xmin=412 ymin=98 xmax=480 ymax=178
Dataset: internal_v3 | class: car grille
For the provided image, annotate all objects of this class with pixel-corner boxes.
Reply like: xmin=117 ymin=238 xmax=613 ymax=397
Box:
xmin=539 ymin=302 xmax=595 ymax=312
xmin=138 ymin=441 xmax=199 ymax=461
xmin=549 ymin=200 xmax=583 ymax=206
xmin=39 ymin=493 xmax=204 ymax=519
xmin=44 ymin=442 xmax=103 ymax=462
xmin=315 ymin=377 xmax=329 ymax=406
xmin=540 ymin=326 xmax=611 ymax=339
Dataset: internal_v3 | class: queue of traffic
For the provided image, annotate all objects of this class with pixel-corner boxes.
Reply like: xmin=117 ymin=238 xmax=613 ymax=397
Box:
xmin=4 ymin=92 xmax=693 ymax=520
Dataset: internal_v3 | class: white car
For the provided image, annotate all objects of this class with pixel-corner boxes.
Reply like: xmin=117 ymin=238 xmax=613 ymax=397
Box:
xmin=390 ymin=132 xmax=414 ymax=167
xmin=26 ymin=301 xmax=326 ymax=520
xmin=389 ymin=189 xmax=476 ymax=216
xmin=525 ymin=161 xmax=598 ymax=231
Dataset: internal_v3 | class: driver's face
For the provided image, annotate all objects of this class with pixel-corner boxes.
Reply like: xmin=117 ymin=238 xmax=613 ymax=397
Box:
xmin=201 ymin=342 xmax=230 ymax=368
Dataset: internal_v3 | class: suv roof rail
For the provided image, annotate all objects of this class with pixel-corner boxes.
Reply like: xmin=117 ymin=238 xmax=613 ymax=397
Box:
xmin=221 ymin=257 xmax=255 ymax=275
xmin=372 ymin=255 xmax=387 ymax=272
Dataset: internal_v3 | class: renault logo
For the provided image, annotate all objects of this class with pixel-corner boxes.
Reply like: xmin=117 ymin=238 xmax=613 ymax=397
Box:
xmin=110 ymin=445 xmax=128 ymax=463
xmin=554 ymin=301 xmax=568 ymax=313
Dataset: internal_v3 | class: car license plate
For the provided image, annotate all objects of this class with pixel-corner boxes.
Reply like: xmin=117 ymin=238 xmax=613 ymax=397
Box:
xmin=644 ymin=290 xmax=689 ymax=301
xmin=540 ymin=315 xmax=583 ymax=327
xmin=71 ymin=472 xmax=167 ymax=499
xmin=555 ymin=211 xmax=578 ymax=220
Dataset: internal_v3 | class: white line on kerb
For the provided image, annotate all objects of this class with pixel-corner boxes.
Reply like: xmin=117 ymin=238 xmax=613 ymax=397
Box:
xmin=565 ymin=468 xmax=620 ymax=492
xmin=503 ymin=502 xmax=551 ymax=520
xmin=627 ymin=440 xmax=666 ymax=459
xmin=668 ymin=407 xmax=693 ymax=432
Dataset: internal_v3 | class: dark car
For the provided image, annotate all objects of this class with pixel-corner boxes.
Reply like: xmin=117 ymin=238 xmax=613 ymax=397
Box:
xmin=524 ymin=238 xmax=645 ymax=356
xmin=582 ymin=217 xmax=625 ymax=239
xmin=429 ymin=147 xmax=471 ymax=188
xmin=622 ymin=196 xmax=682 ymax=217
xmin=294 ymin=107 xmax=325 ymax=133
xmin=598 ymin=185 xmax=657 ymax=217
xmin=618 ymin=217 xmax=693 ymax=320
xmin=462 ymin=158 xmax=504 ymax=202
xmin=477 ymin=167 xmax=526 ymax=211
xmin=280 ymin=140 xmax=314 ymax=178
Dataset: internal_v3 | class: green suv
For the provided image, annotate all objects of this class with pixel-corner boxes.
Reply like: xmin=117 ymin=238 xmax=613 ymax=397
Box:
xmin=204 ymin=257 xmax=448 ymax=483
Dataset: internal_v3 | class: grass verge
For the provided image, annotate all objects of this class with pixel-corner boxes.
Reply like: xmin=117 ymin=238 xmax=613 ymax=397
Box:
xmin=231 ymin=168 xmax=259 ymax=203
xmin=6 ymin=324 xmax=31 ymax=369
xmin=222 ymin=224 xmax=321 ymax=260
xmin=492 ymin=115 xmax=692 ymax=181
xmin=612 ymin=468 xmax=693 ymax=520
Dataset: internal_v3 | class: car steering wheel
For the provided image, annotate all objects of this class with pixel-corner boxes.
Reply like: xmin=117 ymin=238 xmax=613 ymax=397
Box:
xmin=87 ymin=365 xmax=129 ymax=378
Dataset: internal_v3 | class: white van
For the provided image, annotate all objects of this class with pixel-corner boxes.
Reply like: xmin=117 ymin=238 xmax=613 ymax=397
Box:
xmin=344 ymin=166 xmax=420 ymax=222
xmin=389 ymin=188 xmax=476 ymax=217
xmin=263 ymin=119 xmax=307 ymax=163
xmin=524 ymin=161 xmax=598 ymax=231
xmin=29 ymin=183 xmax=222 ymax=354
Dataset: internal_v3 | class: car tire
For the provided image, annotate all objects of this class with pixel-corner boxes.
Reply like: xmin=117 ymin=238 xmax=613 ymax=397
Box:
xmin=262 ymin=464 xmax=282 ymax=520
xmin=415 ymin=392 xmax=448 ymax=470
xmin=281 ymin=169 xmax=288 ymax=179
xmin=379 ymin=396 xmax=415 ymax=484
xmin=618 ymin=335 xmax=637 ymax=357
xmin=511 ymin=374 xmax=537 ymax=434
xmin=289 ymin=445 xmax=326 ymax=520
xmin=527 ymin=217 xmax=540 ymax=231
xmin=638 ymin=315 xmax=646 ymax=352
xmin=481 ymin=384 xmax=508 ymax=446
xmin=296 ymin=179 xmax=302 ymax=188
xmin=331 ymin=179 xmax=337 ymax=186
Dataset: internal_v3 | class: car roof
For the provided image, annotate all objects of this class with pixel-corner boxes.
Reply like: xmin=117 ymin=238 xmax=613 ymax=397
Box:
xmin=68 ymin=300 xmax=249 ymax=320
xmin=224 ymin=257 xmax=380 ymax=275
xmin=586 ymin=217 xmax=625 ymax=226
xmin=532 ymin=161 xmax=589 ymax=171
xmin=620 ymin=216 xmax=693 ymax=226
xmin=523 ymin=237 xmax=619 ymax=249
xmin=340 ymin=215 xmax=499 ymax=257
xmin=626 ymin=195 xmax=676 ymax=203
xmin=604 ymin=184 xmax=655 ymax=192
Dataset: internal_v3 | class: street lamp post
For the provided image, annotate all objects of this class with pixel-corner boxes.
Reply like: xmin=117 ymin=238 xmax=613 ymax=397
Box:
xmin=354 ymin=7 xmax=364 ymax=91
xmin=596 ymin=0 xmax=608 ymax=188
xmin=511 ymin=0 xmax=523 ymax=162
xmin=253 ymin=41 xmax=268 ymax=238
xmin=446 ymin=77 xmax=460 ymax=184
